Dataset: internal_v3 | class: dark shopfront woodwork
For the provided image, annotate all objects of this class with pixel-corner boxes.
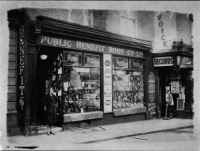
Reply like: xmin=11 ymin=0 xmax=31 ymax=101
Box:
xmin=32 ymin=15 xmax=151 ymax=132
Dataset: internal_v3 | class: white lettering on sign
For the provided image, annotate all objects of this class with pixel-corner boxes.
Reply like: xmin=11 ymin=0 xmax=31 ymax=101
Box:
xmin=153 ymin=57 xmax=173 ymax=66
xmin=157 ymin=14 xmax=167 ymax=46
xmin=41 ymin=36 xmax=72 ymax=48
xmin=108 ymin=47 xmax=124 ymax=55
xmin=77 ymin=41 xmax=105 ymax=52
xmin=39 ymin=36 xmax=144 ymax=58
xmin=18 ymin=25 xmax=25 ymax=110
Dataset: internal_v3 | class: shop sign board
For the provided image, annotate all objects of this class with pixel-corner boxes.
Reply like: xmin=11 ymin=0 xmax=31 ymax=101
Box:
xmin=38 ymin=35 xmax=144 ymax=58
xmin=18 ymin=24 xmax=25 ymax=110
xmin=153 ymin=56 xmax=173 ymax=67
xmin=103 ymin=54 xmax=112 ymax=113
xmin=180 ymin=57 xmax=193 ymax=68
xmin=154 ymin=13 xmax=177 ymax=52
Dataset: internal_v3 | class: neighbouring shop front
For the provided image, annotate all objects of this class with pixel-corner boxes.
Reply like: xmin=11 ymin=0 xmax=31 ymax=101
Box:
xmin=8 ymin=12 xmax=152 ymax=135
xmin=152 ymin=41 xmax=193 ymax=119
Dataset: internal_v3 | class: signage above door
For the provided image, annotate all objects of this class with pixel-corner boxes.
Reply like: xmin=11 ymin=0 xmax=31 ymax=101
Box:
xmin=153 ymin=56 xmax=173 ymax=67
xmin=37 ymin=35 xmax=145 ymax=58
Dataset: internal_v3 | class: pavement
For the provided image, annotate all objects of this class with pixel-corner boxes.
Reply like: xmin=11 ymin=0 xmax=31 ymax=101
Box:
xmin=0 ymin=118 xmax=196 ymax=150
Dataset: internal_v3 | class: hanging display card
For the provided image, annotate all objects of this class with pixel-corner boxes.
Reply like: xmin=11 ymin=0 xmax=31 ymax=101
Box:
xmin=84 ymin=53 xmax=100 ymax=67
xmin=103 ymin=54 xmax=112 ymax=113
xmin=129 ymin=59 xmax=143 ymax=69
xmin=171 ymin=81 xmax=179 ymax=94
xmin=64 ymin=51 xmax=82 ymax=66
xmin=112 ymin=57 xmax=128 ymax=69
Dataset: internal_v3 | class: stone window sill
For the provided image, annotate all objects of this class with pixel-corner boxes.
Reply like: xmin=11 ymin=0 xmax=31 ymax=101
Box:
xmin=113 ymin=107 xmax=146 ymax=116
xmin=63 ymin=111 xmax=103 ymax=123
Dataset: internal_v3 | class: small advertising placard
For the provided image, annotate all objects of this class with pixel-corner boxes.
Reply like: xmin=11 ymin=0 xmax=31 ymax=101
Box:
xmin=148 ymin=72 xmax=155 ymax=103
xmin=177 ymin=98 xmax=184 ymax=110
xmin=129 ymin=59 xmax=143 ymax=69
xmin=84 ymin=53 xmax=100 ymax=67
xmin=171 ymin=81 xmax=179 ymax=94
xmin=64 ymin=51 xmax=82 ymax=66
xmin=112 ymin=57 xmax=128 ymax=69
xmin=103 ymin=54 xmax=112 ymax=113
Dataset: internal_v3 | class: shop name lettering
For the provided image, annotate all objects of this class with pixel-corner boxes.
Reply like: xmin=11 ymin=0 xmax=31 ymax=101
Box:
xmin=157 ymin=15 xmax=167 ymax=46
xmin=19 ymin=25 xmax=25 ymax=109
xmin=39 ymin=36 xmax=143 ymax=57
xmin=153 ymin=57 xmax=173 ymax=66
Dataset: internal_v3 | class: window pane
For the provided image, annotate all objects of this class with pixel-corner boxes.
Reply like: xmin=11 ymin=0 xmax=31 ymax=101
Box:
xmin=113 ymin=69 xmax=144 ymax=110
xmin=63 ymin=67 xmax=100 ymax=114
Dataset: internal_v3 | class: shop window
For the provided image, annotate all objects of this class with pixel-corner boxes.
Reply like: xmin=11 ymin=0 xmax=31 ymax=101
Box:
xmin=63 ymin=51 xmax=101 ymax=114
xmin=113 ymin=57 xmax=144 ymax=110
xmin=46 ymin=51 xmax=101 ymax=115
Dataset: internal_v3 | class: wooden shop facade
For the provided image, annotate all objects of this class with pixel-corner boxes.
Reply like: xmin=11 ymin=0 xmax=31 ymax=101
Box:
xmin=7 ymin=9 xmax=153 ymax=135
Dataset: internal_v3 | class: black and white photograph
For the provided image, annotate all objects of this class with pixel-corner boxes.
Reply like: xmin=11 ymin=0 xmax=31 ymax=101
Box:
xmin=0 ymin=1 xmax=199 ymax=150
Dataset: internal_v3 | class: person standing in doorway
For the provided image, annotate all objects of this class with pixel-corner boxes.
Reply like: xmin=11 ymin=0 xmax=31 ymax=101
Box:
xmin=166 ymin=90 xmax=174 ymax=119
xmin=43 ymin=87 xmax=57 ymax=135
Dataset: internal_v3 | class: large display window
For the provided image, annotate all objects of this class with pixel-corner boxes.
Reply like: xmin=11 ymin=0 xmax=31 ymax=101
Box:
xmin=45 ymin=50 xmax=101 ymax=115
xmin=112 ymin=57 xmax=144 ymax=110
xmin=63 ymin=67 xmax=100 ymax=114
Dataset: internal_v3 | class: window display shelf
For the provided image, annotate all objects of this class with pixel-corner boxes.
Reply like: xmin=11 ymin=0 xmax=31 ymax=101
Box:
xmin=63 ymin=111 xmax=103 ymax=123
xmin=113 ymin=107 xmax=146 ymax=116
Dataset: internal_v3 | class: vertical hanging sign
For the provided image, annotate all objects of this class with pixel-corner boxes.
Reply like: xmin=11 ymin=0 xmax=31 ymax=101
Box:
xmin=103 ymin=54 xmax=112 ymax=113
xmin=148 ymin=72 xmax=156 ymax=118
xmin=18 ymin=24 xmax=25 ymax=111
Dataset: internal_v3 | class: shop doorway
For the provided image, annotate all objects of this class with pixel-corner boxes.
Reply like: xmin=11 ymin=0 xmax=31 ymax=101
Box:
xmin=36 ymin=46 xmax=63 ymax=126
xmin=158 ymin=68 xmax=187 ymax=118
xmin=157 ymin=67 xmax=173 ymax=118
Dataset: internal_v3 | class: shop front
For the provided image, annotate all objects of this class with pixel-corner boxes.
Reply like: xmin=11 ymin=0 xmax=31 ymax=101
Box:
xmin=33 ymin=16 xmax=151 ymax=131
xmin=152 ymin=43 xmax=193 ymax=119
xmin=8 ymin=13 xmax=152 ymax=135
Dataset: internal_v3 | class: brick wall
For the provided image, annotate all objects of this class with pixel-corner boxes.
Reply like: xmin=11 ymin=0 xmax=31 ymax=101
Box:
xmin=7 ymin=19 xmax=20 ymax=135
